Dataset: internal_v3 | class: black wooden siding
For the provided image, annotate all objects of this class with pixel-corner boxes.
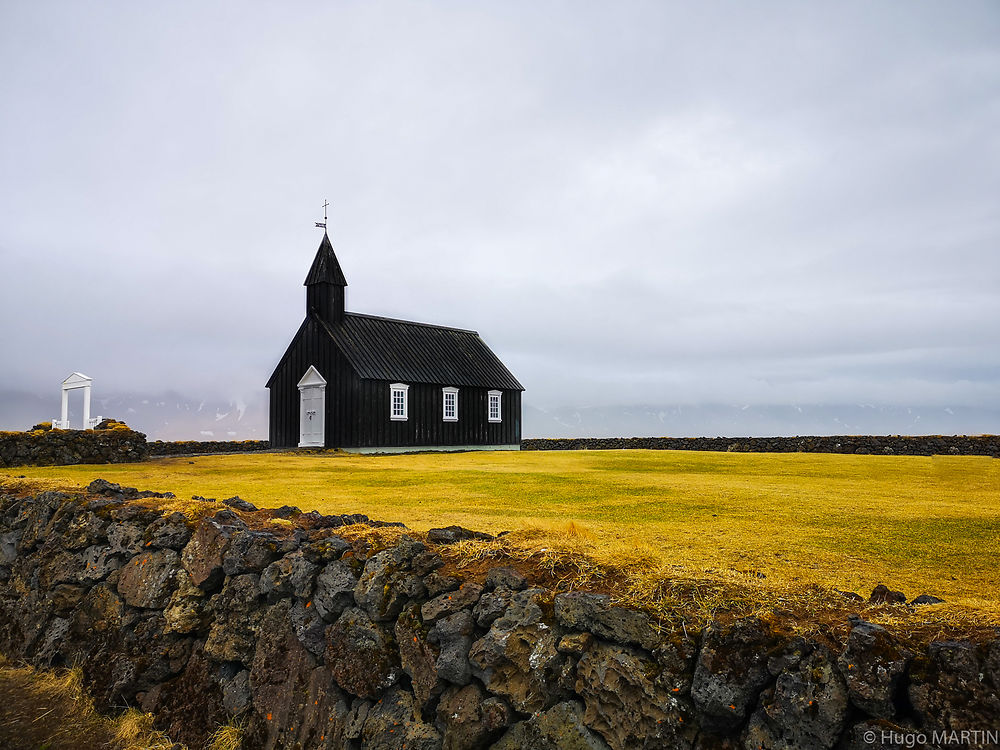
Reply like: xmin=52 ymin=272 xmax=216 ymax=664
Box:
xmin=268 ymin=316 xmax=521 ymax=449
xmin=268 ymin=317 xmax=360 ymax=449
xmin=352 ymin=381 xmax=520 ymax=448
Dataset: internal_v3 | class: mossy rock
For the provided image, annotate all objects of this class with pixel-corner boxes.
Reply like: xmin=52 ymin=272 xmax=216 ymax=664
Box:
xmin=95 ymin=418 xmax=131 ymax=431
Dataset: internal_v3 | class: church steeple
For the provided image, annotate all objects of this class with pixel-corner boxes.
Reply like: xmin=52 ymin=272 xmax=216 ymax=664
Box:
xmin=305 ymin=232 xmax=347 ymax=324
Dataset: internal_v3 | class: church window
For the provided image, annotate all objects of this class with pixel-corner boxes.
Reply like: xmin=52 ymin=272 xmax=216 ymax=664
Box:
xmin=443 ymin=387 xmax=458 ymax=421
xmin=390 ymin=383 xmax=409 ymax=420
xmin=488 ymin=390 xmax=502 ymax=423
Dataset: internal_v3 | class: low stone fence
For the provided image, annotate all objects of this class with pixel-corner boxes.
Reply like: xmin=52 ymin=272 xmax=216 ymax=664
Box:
xmin=522 ymin=434 xmax=1000 ymax=457
xmin=1 ymin=483 xmax=996 ymax=749
xmin=0 ymin=427 xmax=149 ymax=467
xmin=148 ymin=440 xmax=271 ymax=457
xmin=0 ymin=431 xmax=273 ymax=466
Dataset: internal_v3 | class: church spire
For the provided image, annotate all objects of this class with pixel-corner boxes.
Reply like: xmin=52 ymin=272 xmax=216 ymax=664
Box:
xmin=305 ymin=232 xmax=347 ymax=324
xmin=304 ymin=231 xmax=348 ymax=286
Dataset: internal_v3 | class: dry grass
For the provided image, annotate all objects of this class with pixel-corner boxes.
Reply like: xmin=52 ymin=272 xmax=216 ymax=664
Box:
xmin=110 ymin=709 xmax=176 ymax=750
xmin=4 ymin=448 xmax=999 ymax=637
xmin=0 ymin=655 xmax=249 ymax=750
xmin=207 ymin=720 xmax=245 ymax=750
xmin=0 ymin=654 xmax=177 ymax=750
xmin=437 ymin=521 xmax=1000 ymax=645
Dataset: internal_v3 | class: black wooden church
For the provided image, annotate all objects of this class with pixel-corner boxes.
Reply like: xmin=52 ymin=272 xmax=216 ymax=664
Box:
xmin=267 ymin=231 xmax=523 ymax=452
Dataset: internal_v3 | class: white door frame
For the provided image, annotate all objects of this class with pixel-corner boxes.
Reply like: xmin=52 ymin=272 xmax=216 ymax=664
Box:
xmin=297 ymin=365 xmax=327 ymax=448
xmin=53 ymin=372 xmax=102 ymax=429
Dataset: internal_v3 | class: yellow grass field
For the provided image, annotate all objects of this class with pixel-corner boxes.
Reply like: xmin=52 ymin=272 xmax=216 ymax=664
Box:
xmin=0 ymin=451 xmax=1000 ymax=626
xmin=6 ymin=448 xmax=999 ymax=624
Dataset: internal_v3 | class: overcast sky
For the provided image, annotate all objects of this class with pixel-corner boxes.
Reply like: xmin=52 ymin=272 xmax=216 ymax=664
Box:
xmin=1 ymin=1 xmax=998 ymax=418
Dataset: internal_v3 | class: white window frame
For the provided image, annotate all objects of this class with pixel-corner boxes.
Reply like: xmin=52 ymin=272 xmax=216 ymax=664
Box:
xmin=390 ymin=383 xmax=409 ymax=421
xmin=442 ymin=386 xmax=459 ymax=422
xmin=488 ymin=390 xmax=502 ymax=423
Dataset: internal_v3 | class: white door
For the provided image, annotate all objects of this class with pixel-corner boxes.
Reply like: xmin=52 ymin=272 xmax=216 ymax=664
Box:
xmin=297 ymin=366 xmax=327 ymax=448
xmin=298 ymin=386 xmax=326 ymax=447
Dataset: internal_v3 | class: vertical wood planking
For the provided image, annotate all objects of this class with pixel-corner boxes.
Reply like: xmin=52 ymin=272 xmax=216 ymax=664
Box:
xmin=268 ymin=317 xmax=523 ymax=449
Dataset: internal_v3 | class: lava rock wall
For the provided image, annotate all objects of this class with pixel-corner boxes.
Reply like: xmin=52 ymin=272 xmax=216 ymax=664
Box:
xmin=1 ymin=485 xmax=997 ymax=749
xmin=0 ymin=427 xmax=149 ymax=467
xmin=522 ymin=434 xmax=1000 ymax=457
xmin=147 ymin=440 xmax=271 ymax=457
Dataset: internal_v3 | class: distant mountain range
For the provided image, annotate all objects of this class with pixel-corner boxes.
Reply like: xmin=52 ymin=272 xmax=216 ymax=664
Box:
xmin=0 ymin=389 xmax=994 ymax=440
xmin=0 ymin=390 xmax=267 ymax=441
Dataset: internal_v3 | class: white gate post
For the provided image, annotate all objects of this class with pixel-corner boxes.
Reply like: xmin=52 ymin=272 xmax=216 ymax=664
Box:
xmin=54 ymin=373 xmax=100 ymax=429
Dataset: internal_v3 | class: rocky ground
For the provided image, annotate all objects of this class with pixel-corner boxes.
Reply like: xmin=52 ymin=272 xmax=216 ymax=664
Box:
xmin=0 ymin=480 xmax=998 ymax=749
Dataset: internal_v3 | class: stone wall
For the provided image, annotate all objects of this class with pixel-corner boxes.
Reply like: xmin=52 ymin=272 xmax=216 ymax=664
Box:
xmin=522 ymin=434 xmax=1000 ymax=457
xmin=148 ymin=440 xmax=271 ymax=457
xmin=0 ymin=430 xmax=273 ymax=466
xmin=0 ymin=427 xmax=149 ymax=467
xmin=1 ymin=484 xmax=997 ymax=749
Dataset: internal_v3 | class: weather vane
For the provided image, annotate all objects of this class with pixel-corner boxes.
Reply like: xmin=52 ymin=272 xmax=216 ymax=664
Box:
xmin=315 ymin=199 xmax=329 ymax=230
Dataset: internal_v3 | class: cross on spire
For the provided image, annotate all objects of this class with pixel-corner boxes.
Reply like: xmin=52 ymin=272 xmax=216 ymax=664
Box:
xmin=315 ymin=199 xmax=330 ymax=230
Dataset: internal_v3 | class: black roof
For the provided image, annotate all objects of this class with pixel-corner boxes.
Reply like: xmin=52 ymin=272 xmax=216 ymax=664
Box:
xmin=304 ymin=233 xmax=347 ymax=286
xmin=267 ymin=312 xmax=524 ymax=391
xmin=321 ymin=313 xmax=523 ymax=390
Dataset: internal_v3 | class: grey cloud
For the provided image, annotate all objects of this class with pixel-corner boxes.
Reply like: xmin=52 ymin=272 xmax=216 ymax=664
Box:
xmin=1 ymin=1 xmax=998 ymax=436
